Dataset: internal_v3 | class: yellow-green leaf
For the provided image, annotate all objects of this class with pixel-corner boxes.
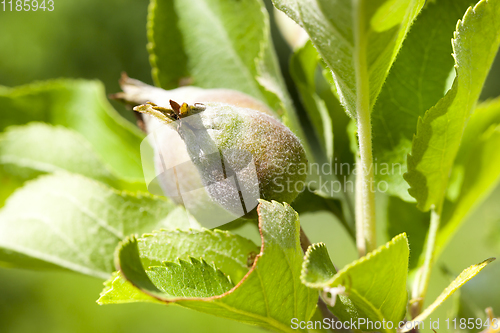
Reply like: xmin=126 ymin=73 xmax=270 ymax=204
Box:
xmin=402 ymin=258 xmax=496 ymax=332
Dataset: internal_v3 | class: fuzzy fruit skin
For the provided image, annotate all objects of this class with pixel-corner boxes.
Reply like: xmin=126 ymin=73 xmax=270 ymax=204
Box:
xmin=118 ymin=76 xmax=307 ymax=221
xmin=178 ymin=102 xmax=307 ymax=214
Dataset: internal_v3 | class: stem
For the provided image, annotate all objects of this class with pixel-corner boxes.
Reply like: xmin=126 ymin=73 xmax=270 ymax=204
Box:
xmin=355 ymin=156 xmax=366 ymax=256
xmin=318 ymin=297 xmax=353 ymax=333
xmin=353 ymin=0 xmax=376 ymax=257
xmin=355 ymin=111 xmax=377 ymax=256
xmin=411 ymin=208 xmax=441 ymax=317
xmin=299 ymin=227 xmax=312 ymax=254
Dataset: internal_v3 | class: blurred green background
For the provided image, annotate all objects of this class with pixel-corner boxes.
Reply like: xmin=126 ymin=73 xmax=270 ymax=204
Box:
xmin=0 ymin=0 xmax=499 ymax=332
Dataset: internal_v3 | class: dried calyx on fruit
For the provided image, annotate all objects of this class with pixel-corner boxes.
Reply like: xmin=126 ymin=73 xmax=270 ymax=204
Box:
xmin=115 ymin=75 xmax=307 ymax=227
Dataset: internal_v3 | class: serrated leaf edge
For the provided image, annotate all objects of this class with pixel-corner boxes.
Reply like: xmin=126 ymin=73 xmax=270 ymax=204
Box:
xmin=404 ymin=0 xmax=495 ymax=210
xmin=303 ymin=233 xmax=408 ymax=289
xmin=153 ymin=256 xmax=234 ymax=287
xmin=300 ymin=242 xmax=329 ymax=285
xmin=115 ymin=202 xmax=290 ymax=303
xmin=114 ymin=200 xmax=305 ymax=333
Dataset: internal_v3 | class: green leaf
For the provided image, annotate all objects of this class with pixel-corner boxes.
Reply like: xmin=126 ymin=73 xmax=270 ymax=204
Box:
xmin=0 ymin=123 xmax=139 ymax=190
xmin=305 ymin=306 xmax=334 ymax=333
xmin=272 ymin=0 xmax=425 ymax=118
xmin=135 ymin=229 xmax=259 ymax=283
xmin=147 ymin=0 xmax=301 ymax=132
xmin=405 ymin=0 xmax=500 ymax=211
xmin=0 ymin=165 xmax=24 ymax=208
xmin=455 ymin=97 xmax=500 ymax=167
xmin=386 ymin=196 xmax=429 ymax=270
xmin=98 ymin=227 xmax=259 ymax=303
xmin=148 ymin=257 xmax=235 ymax=298
xmin=301 ymin=234 xmax=409 ymax=332
xmin=98 ymin=271 xmax=163 ymax=305
xmin=0 ymin=173 xmax=187 ymax=278
xmin=455 ymin=261 xmax=500 ymax=321
xmin=101 ymin=201 xmax=317 ymax=333
xmin=290 ymin=40 xmax=334 ymax=161
xmin=402 ymin=258 xmax=496 ymax=332
xmin=149 ymin=0 xmax=264 ymax=95
xmin=301 ymin=243 xmax=337 ymax=286
xmin=436 ymin=101 xmax=500 ymax=257
xmin=0 ymin=80 xmax=145 ymax=180
xmin=371 ymin=0 xmax=475 ymax=200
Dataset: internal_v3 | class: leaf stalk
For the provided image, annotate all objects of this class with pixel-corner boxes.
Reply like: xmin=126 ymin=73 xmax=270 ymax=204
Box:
xmin=354 ymin=0 xmax=376 ymax=257
xmin=411 ymin=207 xmax=441 ymax=317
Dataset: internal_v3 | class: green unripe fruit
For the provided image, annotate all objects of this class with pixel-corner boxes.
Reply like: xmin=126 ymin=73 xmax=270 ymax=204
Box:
xmin=116 ymin=76 xmax=307 ymax=225
xmin=135 ymin=101 xmax=307 ymax=218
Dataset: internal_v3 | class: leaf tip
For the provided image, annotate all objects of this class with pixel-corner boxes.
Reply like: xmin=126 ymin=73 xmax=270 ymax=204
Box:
xmin=483 ymin=257 xmax=496 ymax=265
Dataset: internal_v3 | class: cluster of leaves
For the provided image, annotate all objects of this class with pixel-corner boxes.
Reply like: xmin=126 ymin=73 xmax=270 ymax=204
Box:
xmin=0 ymin=0 xmax=500 ymax=332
